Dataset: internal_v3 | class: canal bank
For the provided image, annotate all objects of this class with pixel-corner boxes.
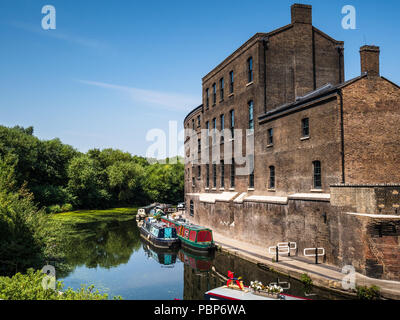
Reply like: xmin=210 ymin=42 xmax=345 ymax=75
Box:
xmin=211 ymin=231 xmax=400 ymax=300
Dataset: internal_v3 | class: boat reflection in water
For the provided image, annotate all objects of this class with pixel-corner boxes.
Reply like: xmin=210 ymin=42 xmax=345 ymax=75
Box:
xmin=178 ymin=248 xmax=214 ymax=272
xmin=141 ymin=239 xmax=179 ymax=267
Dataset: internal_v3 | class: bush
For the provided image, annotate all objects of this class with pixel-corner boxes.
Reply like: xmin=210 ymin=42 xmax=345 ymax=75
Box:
xmin=356 ymin=285 xmax=381 ymax=300
xmin=0 ymin=269 xmax=118 ymax=300
xmin=61 ymin=203 xmax=74 ymax=212
xmin=300 ymin=273 xmax=313 ymax=287
xmin=47 ymin=204 xmax=62 ymax=214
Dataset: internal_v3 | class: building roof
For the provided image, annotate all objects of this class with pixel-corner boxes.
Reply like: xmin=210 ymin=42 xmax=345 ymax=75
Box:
xmin=258 ymin=73 xmax=368 ymax=122
xmin=183 ymin=104 xmax=203 ymax=124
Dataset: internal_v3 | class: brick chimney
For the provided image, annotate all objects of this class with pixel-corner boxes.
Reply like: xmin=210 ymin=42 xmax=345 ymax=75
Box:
xmin=360 ymin=45 xmax=380 ymax=76
xmin=291 ymin=3 xmax=312 ymax=24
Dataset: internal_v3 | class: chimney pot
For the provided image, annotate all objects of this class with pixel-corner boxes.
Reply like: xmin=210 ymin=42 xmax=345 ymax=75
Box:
xmin=291 ymin=3 xmax=312 ymax=24
xmin=360 ymin=45 xmax=380 ymax=77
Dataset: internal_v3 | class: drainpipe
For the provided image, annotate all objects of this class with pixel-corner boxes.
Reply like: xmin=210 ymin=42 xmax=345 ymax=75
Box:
xmin=338 ymin=89 xmax=345 ymax=184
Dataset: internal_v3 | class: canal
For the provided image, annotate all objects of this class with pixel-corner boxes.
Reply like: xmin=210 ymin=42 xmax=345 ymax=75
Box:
xmin=54 ymin=209 xmax=351 ymax=300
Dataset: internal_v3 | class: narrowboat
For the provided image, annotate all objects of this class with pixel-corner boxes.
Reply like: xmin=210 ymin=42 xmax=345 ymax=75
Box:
xmin=204 ymin=286 xmax=309 ymax=300
xmin=139 ymin=217 xmax=180 ymax=249
xmin=141 ymin=240 xmax=178 ymax=266
xmin=161 ymin=216 xmax=215 ymax=254
xmin=204 ymin=271 xmax=310 ymax=300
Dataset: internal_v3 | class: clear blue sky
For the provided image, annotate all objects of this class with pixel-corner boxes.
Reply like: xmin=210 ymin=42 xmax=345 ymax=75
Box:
xmin=0 ymin=0 xmax=399 ymax=157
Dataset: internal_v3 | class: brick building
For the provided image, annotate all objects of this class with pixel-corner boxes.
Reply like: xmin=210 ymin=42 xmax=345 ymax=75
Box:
xmin=184 ymin=4 xmax=400 ymax=281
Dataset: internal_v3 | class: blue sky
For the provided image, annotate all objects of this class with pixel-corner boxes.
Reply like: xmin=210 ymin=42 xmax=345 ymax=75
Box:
xmin=0 ymin=0 xmax=399 ymax=157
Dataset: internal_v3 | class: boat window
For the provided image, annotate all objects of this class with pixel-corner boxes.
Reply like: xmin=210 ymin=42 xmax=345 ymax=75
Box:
xmin=197 ymin=230 xmax=212 ymax=242
xmin=189 ymin=230 xmax=197 ymax=242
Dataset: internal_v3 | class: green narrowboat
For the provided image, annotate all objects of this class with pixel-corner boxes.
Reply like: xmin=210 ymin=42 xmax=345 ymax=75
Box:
xmin=161 ymin=216 xmax=215 ymax=254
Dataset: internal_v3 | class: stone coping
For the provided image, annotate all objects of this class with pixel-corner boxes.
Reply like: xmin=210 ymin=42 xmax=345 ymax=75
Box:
xmin=188 ymin=192 xmax=331 ymax=203
xmin=199 ymin=192 xmax=238 ymax=204
xmin=345 ymin=212 xmax=400 ymax=219
xmin=288 ymin=193 xmax=331 ymax=202
xmin=233 ymin=192 xmax=247 ymax=203
xmin=243 ymin=195 xmax=288 ymax=204
xmin=331 ymin=184 xmax=400 ymax=187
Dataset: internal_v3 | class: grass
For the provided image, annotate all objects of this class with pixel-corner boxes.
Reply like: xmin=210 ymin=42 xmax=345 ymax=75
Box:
xmin=51 ymin=207 xmax=138 ymax=225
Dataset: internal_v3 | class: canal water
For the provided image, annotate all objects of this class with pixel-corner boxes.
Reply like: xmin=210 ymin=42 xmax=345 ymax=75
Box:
xmin=57 ymin=214 xmax=351 ymax=300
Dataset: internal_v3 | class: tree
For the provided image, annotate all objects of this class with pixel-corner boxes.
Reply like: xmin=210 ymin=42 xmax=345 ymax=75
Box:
xmin=67 ymin=155 xmax=110 ymax=209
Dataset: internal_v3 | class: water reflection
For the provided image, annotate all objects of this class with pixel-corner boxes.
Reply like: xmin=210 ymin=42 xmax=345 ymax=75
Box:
xmin=141 ymin=240 xmax=178 ymax=267
xmin=58 ymin=216 xmax=351 ymax=300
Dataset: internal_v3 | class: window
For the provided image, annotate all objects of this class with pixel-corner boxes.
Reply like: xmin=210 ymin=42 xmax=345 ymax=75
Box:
xmin=220 ymin=160 xmax=225 ymax=188
xmin=206 ymin=88 xmax=209 ymax=109
xmin=212 ymin=118 xmax=217 ymax=143
xmin=313 ymin=161 xmax=322 ymax=189
xmin=190 ymin=200 xmax=194 ymax=217
xmin=249 ymin=155 xmax=254 ymax=189
xmin=220 ymin=114 xmax=224 ymax=143
xmin=229 ymin=71 xmax=234 ymax=93
xmin=206 ymin=121 xmax=209 ymax=135
xmin=206 ymin=164 xmax=210 ymax=188
xmin=197 ymin=138 xmax=201 ymax=153
xmin=212 ymin=83 xmax=217 ymax=105
xmin=220 ymin=78 xmax=224 ymax=101
xmin=267 ymin=128 xmax=273 ymax=145
xmin=192 ymin=177 xmax=195 ymax=187
xmin=269 ymin=166 xmax=275 ymax=189
xmin=230 ymin=110 xmax=235 ymax=138
xmin=198 ymin=165 xmax=201 ymax=179
xmin=192 ymin=119 xmax=195 ymax=130
xmin=230 ymin=158 xmax=235 ymax=188
xmin=197 ymin=115 xmax=201 ymax=127
xmin=302 ymin=118 xmax=309 ymax=137
xmin=249 ymin=101 xmax=254 ymax=131
xmin=213 ymin=163 xmax=217 ymax=188
xmin=248 ymin=57 xmax=253 ymax=83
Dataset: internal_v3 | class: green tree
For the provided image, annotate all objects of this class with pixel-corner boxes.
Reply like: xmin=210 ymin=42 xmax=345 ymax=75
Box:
xmin=67 ymin=155 xmax=110 ymax=209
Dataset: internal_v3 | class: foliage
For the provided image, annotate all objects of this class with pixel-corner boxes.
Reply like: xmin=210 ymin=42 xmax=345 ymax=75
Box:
xmin=0 ymin=125 xmax=184 ymax=211
xmin=0 ymin=124 xmax=183 ymax=278
xmin=356 ymin=285 xmax=381 ymax=300
xmin=300 ymin=273 xmax=313 ymax=287
xmin=0 ymin=269 xmax=119 ymax=300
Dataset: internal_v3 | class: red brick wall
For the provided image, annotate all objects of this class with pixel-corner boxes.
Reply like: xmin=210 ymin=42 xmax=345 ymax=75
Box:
xmin=342 ymin=77 xmax=400 ymax=184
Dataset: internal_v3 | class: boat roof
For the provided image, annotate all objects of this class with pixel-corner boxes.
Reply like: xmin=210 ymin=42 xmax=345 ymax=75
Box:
xmin=205 ymin=286 xmax=278 ymax=300
xmin=162 ymin=216 xmax=212 ymax=232
xmin=205 ymin=286 xmax=308 ymax=300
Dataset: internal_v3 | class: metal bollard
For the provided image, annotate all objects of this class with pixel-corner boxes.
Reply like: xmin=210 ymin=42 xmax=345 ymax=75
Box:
xmin=276 ymin=245 xmax=279 ymax=262
xmin=288 ymin=242 xmax=291 ymax=257
xmin=315 ymin=247 xmax=318 ymax=264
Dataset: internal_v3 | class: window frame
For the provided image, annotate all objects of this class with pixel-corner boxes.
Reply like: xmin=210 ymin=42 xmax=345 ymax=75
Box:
xmin=220 ymin=160 xmax=225 ymax=188
xmin=267 ymin=128 xmax=273 ymax=145
xmin=229 ymin=71 xmax=234 ymax=94
xmin=212 ymin=83 xmax=217 ymax=105
xmin=302 ymin=118 xmax=310 ymax=138
xmin=247 ymin=57 xmax=253 ymax=83
xmin=220 ymin=77 xmax=224 ymax=101
xmin=313 ymin=160 xmax=322 ymax=189
xmin=248 ymin=100 xmax=254 ymax=131
xmin=269 ymin=165 xmax=275 ymax=189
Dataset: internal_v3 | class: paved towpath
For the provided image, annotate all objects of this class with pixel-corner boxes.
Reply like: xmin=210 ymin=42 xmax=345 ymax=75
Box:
xmin=212 ymin=231 xmax=400 ymax=300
